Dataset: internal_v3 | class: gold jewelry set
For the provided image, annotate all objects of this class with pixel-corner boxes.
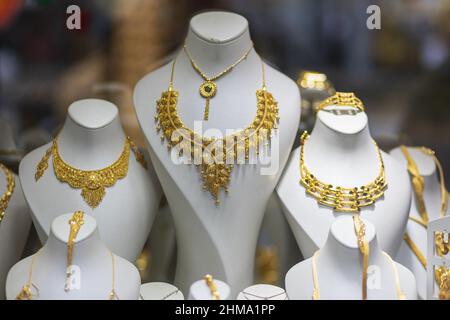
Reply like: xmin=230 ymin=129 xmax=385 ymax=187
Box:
xmin=0 ymin=163 xmax=15 ymax=225
xmin=400 ymin=146 xmax=449 ymax=300
xmin=17 ymin=211 xmax=119 ymax=300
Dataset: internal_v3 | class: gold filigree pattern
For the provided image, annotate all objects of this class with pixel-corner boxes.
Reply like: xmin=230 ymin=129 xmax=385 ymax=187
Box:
xmin=35 ymin=137 xmax=147 ymax=208
xmin=155 ymin=85 xmax=279 ymax=205
xmin=0 ymin=163 xmax=15 ymax=224
xmin=299 ymin=131 xmax=387 ymax=212
xmin=316 ymin=91 xmax=365 ymax=113
xmin=436 ymin=266 xmax=450 ymax=300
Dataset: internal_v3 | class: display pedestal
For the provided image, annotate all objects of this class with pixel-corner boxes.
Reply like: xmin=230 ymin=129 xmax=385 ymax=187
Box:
xmin=188 ymin=277 xmax=230 ymax=300
xmin=139 ymin=282 xmax=184 ymax=300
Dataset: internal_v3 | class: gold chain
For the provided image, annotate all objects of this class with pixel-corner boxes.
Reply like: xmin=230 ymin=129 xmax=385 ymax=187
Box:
xmin=16 ymin=249 xmax=42 ymax=300
xmin=183 ymin=43 xmax=254 ymax=120
xmin=65 ymin=211 xmax=84 ymax=292
xmin=108 ymin=250 xmax=119 ymax=300
xmin=155 ymin=55 xmax=279 ymax=205
xmin=299 ymin=131 xmax=387 ymax=212
xmin=311 ymin=250 xmax=405 ymax=300
xmin=353 ymin=214 xmax=369 ymax=300
xmin=204 ymin=274 xmax=220 ymax=300
xmin=35 ymin=136 xmax=147 ymax=208
xmin=0 ymin=163 xmax=15 ymax=224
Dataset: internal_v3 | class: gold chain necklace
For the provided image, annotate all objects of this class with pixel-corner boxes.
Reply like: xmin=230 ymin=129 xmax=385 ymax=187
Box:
xmin=311 ymin=249 xmax=405 ymax=300
xmin=16 ymin=248 xmax=119 ymax=300
xmin=65 ymin=211 xmax=84 ymax=292
xmin=204 ymin=274 xmax=220 ymax=300
xmin=155 ymin=54 xmax=279 ymax=205
xmin=299 ymin=131 xmax=387 ymax=212
xmin=353 ymin=214 xmax=369 ymax=300
xmin=183 ymin=43 xmax=254 ymax=120
xmin=35 ymin=136 xmax=147 ymax=208
xmin=0 ymin=163 xmax=15 ymax=224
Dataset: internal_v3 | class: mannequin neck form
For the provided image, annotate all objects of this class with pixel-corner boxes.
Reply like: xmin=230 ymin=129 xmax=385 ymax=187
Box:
xmin=319 ymin=218 xmax=383 ymax=276
xmin=56 ymin=99 xmax=126 ymax=169
xmin=308 ymin=116 xmax=374 ymax=156
xmin=184 ymin=12 xmax=255 ymax=75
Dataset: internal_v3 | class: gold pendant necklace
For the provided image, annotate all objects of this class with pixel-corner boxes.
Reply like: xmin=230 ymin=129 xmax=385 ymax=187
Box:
xmin=155 ymin=54 xmax=279 ymax=205
xmin=353 ymin=214 xmax=369 ymax=300
xmin=183 ymin=43 xmax=254 ymax=120
xmin=35 ymin=136 xmax=147 ymax=208
xmin=65 ymin=211 xmax=84 ymax=292
xmin=204 ymin=274 xmax=220 ymax=300
xmin=0 ymin=163 xmax=15 ymax=224
xmin=299 ymin=131 xmax=387 ymax=212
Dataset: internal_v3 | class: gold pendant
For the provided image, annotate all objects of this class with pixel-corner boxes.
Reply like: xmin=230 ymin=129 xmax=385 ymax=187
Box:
xmin=435 ymin=265 xmax=450 ymax=300
xmin=199 ymin=81 xmax=217 ymax=121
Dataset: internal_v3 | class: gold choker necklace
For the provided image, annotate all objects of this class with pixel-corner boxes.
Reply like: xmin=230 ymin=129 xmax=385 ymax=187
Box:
xmin=299 ymin=131 xmax=387 ymax=212
xmin=183 ymin=43 xmax=254 ymax=120
xmin=0 ymin=163 xmax=15 ymax=224
xmin=155 ymin=53 xmax=279 ymax=205
xmin=35 ymin=136 xmax=147 ymax=208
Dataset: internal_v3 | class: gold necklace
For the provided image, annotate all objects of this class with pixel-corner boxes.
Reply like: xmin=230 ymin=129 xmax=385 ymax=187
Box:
xmin=65 ymin=211 xmax=84 ymax=292
xmin=353 ymin=214 xmax=369 ymax=300
xmin=35 ymin=136 xmax=147 ymax=208
xmin=155 ymin=54 xmax=279 ymax=205
xmin=299 ymin=131 xmax=387 ymax=212
xmin=183 ymin=43 xmax=254 ymax=120
xmin=204 ymin=274 xmax=220 ymax=300
xmin=0 ymin=163 xmax=15 ymax=224
xmin=315 ymin=92 xmax=365 ymax=114
xmin=400 ymin=146 xmax=449 ymax=267
xmin=311 ymin=250 xmax=405 ymax=300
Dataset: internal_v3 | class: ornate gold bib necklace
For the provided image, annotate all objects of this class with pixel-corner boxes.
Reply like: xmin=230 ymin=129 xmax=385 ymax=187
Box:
xmin=299 ymin=131 xmax=387 ymax=212
xmin=155 ymin=53 xmax=279 ymax=205
xmin=0 ymin=163 xmax=15 ymax=224
xmin=35 ymin=136 xmax=147 ymax=208
xmin=183 ymin=43 xmax=254 ymax=120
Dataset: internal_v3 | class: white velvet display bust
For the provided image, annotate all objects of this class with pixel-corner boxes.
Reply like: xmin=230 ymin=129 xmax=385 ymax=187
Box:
xmin=285 ymin=216 xmax=417 ymax=300
xmin=133 ymin=11 xmax=300 ymax=296
xmin=6 ymin=213 xmax=140 ymax=300
xmin=236 ymin=284 xmax=288 ymax=300
xmin=0 ymin=169 xmax=31 ymax=299
xmin=276 ymin=108 xmax=411 ymax=258
xmin=139 ymin=282 xmax=184 ymax=300
xmin=18 ymin=99 xmax=162 ymax=262
xmin=390 ymin=146 xmax=449 ymax=299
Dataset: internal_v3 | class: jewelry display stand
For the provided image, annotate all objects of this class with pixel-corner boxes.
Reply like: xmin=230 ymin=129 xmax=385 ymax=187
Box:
xmin=19 ymin=99 xmax=162 ymax=262
xmin=134 ymin=11 xmax=300 ymax=296
xmin=236 ymin=284 xmax=288 ymax=300
xmin=276 ymin=108 xmax=411 ymax=258
xmin=390 ymin=146 xmax=448 ymax=299
xmin=188 ymin=277 xmax=230 ymax=300
xmin=6 ymin=213 xmax=140 ymax=300
xmin=285 ymin=216 xmax=417 ymax=300
xmin=0 ymin=169 xmax=31 ymax=299
xmin=139 ymin=282 xmax=184 ymax=300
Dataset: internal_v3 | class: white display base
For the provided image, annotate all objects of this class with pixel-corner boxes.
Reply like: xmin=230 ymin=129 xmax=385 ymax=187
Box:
xmin=236 ymin=284 xmax=287 ymax=300
xmin=188 ymin=277 xmax=230 ymax=300
xmin=6 ymin=213 xmax=141 ymax=300
xmin=139 ymin=282 xmax=184 ymax=300
xmin=390 ymin=146 xmax=448 ymax=300
xmin=0 ymin=171 xmax=31 ymax=299
xmin=285 ymin=216 xmax=417 ymax=300
xmin=133 ymin=11 xmax=300 ymax=296
xmin=19 ymin=99 xmax=162 ymax=262
xmin=277 ymin=110 xmax=411 ymax=259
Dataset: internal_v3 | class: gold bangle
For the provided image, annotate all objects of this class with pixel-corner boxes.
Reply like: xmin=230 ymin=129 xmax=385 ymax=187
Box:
xmin=316 ymin=92 xmax=365 ymax=113
xmin=297 ymin=70 xmax=333 ymax=92
xmin=203 ymin=274 xmax=220 ymax=300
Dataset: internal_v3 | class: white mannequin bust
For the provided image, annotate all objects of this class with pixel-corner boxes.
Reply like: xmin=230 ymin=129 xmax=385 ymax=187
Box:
xmin=285 ymin=216 xmax=417 ymax=300
xmin=390 ymin=146 xmax=449 ymax=299
xmin=133 ymin=11 xmax=300 ymax=296
xmin=6 ymin=213 xmax=141 ymax=300
xmin=276 ymin=107 xmax=411 ymax=258
xmin=139 ymin=282 xmax=184 ymax=300
xmin=0 ymin=167 xmax=31 ymax=299
xmin=18 ymin=99 xmax=162 ymax=262
xmin=188 ymin=277 xmax=231 ymax=300
xmin=236 ymin=284 xmax=288 ymax=300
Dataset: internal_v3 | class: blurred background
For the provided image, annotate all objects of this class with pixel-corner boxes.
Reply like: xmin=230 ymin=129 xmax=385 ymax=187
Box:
xmin=0 ymin=0 xmax=449 ymax=285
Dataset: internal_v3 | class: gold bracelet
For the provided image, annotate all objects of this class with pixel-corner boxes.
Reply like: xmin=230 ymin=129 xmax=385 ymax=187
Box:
xmin=204 ymin=274 xmax=220 ymax=300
